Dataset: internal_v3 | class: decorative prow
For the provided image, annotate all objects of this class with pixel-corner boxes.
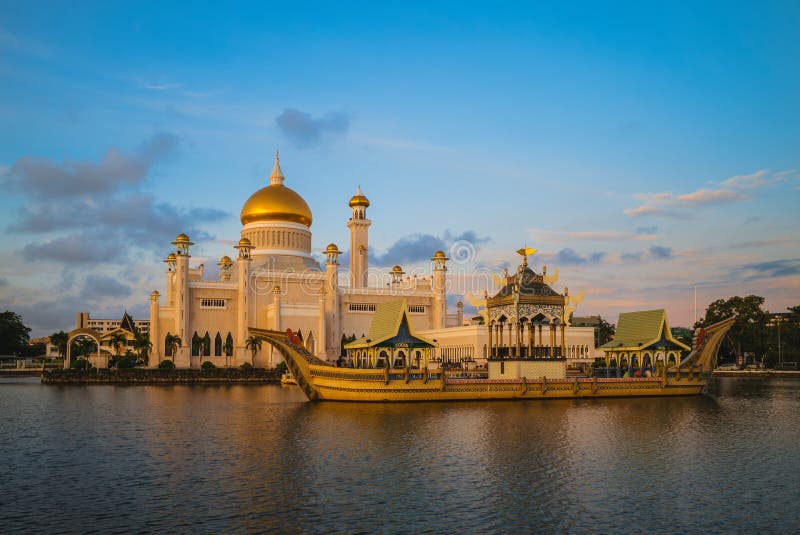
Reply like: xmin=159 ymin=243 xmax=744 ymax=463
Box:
xmin=679 ymin=316 xmax=736 ymax=373
xmin=249 ymin=327 xmax=324 ymax=400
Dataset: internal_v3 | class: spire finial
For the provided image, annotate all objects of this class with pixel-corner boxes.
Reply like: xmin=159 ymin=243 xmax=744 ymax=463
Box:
xmin=356 ymin=184 xmax=363 ymax=195
xmin=270 ymin=150 xmax=284 ymax=185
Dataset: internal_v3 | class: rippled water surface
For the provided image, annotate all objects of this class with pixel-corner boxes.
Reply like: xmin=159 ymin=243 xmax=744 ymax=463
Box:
xmin=1 ymin=378 xmax=799 ymax=534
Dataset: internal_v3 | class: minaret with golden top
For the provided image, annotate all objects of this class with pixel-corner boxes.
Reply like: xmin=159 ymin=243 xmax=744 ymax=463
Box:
xmin=347 ymin=185 xmax=371 ymax=289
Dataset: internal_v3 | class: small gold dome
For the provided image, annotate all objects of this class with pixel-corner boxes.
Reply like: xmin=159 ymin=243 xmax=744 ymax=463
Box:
xmin=174 ymin=233 xmax=190 ymax=243
xmin=236 ymin=237 xmax=252 ymax=247
xmin=392 ymin=265 xmax=404 ymax=272
xmin=219 ymin=255 xmax=232 ymax=265
xmin=166 ymin=253 xmax=176 ymax=260
xmin=433 ymin=250 xmax=448 ymax=259
xmin=348 ymin=185 xmax=370 ymax=208
xmin=240 ymin=153 xmax=312 ymax=227
xmin=325 ymin=243 xmax=340 ymax=253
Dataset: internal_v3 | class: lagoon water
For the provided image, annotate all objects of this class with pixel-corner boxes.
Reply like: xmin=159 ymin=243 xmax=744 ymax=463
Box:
xmin=1 ymin=378 xmax=798 ymax=534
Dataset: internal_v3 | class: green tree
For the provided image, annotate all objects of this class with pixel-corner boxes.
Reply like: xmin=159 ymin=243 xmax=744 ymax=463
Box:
xmin=133 ymin=332 xmax=152 ymax=364
xmin=595 ymin=317 xmax=615 ymax=347
xmin=222 ymin=339 xmax=234 ymax=367
xmin=0 ymin=311 xmax=31 ymax=356
xmin=73 ymin=337 xmax=97 ymax=358
xmin=50 ymin=331 xmax=69 ymax=361
xmin=245 ymin=335 xmax=262 ymax=361
xmin=165 ymin=334 xmax=182 ymax=363
xmin=109 ymin=332 xmax=128 ymax=357
xmin=695 ymin=295 xmax=768 ymax=366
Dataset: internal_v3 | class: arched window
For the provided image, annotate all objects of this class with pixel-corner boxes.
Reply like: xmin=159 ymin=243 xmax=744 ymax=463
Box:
xmin=632 ymin=355 xmax=640 ymax=368
xmin=191 ymin=332 xmax=201 ymax=356
xmin=396 ymin=351 xmax=406 ymax=368
xmin=668 ymin=352 xmax=677 ymax=366
xmin=643 ymin=354 xmax=652 ymax=368
xmin=203 ymin=332 xmax=211 ymax=357
xmin=214 ymin=332 xmax=222 ymax=356
xmin=164 ymin=333 xmax=172 ymax=356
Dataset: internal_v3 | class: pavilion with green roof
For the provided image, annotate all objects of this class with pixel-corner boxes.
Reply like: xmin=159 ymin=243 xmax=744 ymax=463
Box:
xmin=344 ymin=300 xmax=437 ymax=369
xmin=599 ymin=309 xmax=690 ymax=374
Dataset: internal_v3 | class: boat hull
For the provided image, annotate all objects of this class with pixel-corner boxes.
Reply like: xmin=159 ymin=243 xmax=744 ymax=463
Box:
xmin=307 ymin=366 xmax=709 ymax=402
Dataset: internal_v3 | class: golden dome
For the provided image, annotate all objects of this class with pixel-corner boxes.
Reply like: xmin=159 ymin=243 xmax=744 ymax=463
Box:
xmin=392 ymin=265 xmax=404 ymax=273
xmin=433 ymin=250 xmax=448 ymax=260
xmin=240 ymin=153 xmax=312 ymax=227
xmin=348 ymin=185 xmax=370 ymax=208
xmin=325 ymin=243 xmax=340 ymax=253
xmin=236 ymin=237 xmax=252 ymax=248
xmin=218 ymin=255 xmax=232 ymax=265
xmin=166 ymin=253 xmax=176 ymax=260
xmin=173 ymin=233 xmax=192 ymax=244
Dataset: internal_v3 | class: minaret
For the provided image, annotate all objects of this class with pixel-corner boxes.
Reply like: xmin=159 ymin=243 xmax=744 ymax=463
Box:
xmin=234 ymin=237 xmax=254 ymax=366
xmin=171 ymin=233 xmax=193 ymax=368
xmin=148 ymin=291 xmax=161 ymax=367
xmin=347 ymin=185 xmax=371 ymax=289
xmin=431 ymin=250 xmax=448 ymax=329
xmin=324 ymin=243 xmax=341 ymax=360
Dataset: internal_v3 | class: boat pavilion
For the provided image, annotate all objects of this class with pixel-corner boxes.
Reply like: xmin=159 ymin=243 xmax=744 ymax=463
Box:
xmin=344 ymin=300 xmax=437 ymax=369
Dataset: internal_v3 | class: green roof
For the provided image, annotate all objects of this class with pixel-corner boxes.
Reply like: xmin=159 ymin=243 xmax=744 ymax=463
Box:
xmin=599 ymin=309 xmax=689 ymax=351
xmin=344 ymin=300 xmax=436 ymax=350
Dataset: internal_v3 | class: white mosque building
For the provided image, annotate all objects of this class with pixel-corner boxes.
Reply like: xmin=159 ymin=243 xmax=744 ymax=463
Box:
xmin=71 ymin=153 xmax=598 ymax=369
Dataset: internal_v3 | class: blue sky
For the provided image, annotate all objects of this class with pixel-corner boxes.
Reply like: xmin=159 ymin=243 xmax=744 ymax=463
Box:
xmin=1 ymin=1 xmax=798 ymax=335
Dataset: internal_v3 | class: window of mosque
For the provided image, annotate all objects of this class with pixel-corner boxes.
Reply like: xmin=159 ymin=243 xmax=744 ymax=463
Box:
xmin=200 ymin=298 xmax=226 ymax=309
xmin=348 ymin=303 xmax=376 ymax=313
xmin=408 ymin=305 xmax=426 ymax=314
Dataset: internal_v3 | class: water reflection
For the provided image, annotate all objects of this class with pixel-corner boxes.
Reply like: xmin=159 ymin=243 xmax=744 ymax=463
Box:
xmin=0 ymin=379 xmax=798 ymax=533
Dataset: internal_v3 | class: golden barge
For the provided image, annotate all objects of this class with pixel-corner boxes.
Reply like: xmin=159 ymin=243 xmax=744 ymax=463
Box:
xmin=252 ymin=315 xmax=734 ymax=402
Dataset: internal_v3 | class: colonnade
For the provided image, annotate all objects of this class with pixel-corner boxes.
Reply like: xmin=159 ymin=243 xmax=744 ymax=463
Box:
xmin=487 ymin=319 xmax=566 ymax=359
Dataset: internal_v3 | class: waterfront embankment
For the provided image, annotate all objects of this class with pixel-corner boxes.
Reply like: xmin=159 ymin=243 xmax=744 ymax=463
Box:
xmin=41 ymin=368 xmax=281 ymax=385
xmin=714 ymin=369 xmax=800 ymax=378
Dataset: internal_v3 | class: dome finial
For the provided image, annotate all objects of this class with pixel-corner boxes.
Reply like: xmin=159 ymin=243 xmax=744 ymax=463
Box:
xmin=270 ymin=150 xmax=285 ymax=185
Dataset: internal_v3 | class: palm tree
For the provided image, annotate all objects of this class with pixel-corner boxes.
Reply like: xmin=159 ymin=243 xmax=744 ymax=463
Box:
xmin=222 ymin=339 xmax=234 ymax=367
xmin=50 ymin=331 xmax=68 ymax=364
xmin=165 ymin=334 xmax=182 ymax=363
xmin=109 ymin=332 xmax=128 ymax=358
xmin=133 ymin=332 xmax=152 ymax=365
xmin=245 ymin=335 xmax=262 ymax=362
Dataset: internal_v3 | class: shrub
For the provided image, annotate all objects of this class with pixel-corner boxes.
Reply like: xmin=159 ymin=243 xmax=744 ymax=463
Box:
xmin=240 ymin=362 xmax=254 ymax=371
xmin=158 ymin=359 xmax=176 ymax=370
xmin=201 ymin=361 xmax=216 ymax=372
xmin=71 ymin=358 xmax=93 ymax=371
xmin=116 ymin=356 xmax=136 ymax=369
xmin=274 ymin=361 xmax=287 ymax=374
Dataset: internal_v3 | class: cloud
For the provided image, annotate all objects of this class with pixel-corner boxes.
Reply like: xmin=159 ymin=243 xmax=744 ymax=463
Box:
xmin=624 ymin=169 xmax=796 ymax=218
xmin=553 ymin=248 xmax=606 ymax=266
xmin=22 ymin=231 xmax=127 ymax=263
xmin=729 ymin=258 xmax=800 ymax=281
xmin=5 ymin=134 xmax=229 ymax=265
xmin=275 ymin=108 xmax=350 ymax=148
xmin=337 ymin=230 xmax=489 ymax=267
xmin=635 ymin=226 xmax=658 ymax=235
xmin=530 ymin=229 xmax=656 ymax=242
xmin=675 ymin=188 xmax=746 ymax=205
xmin=0 ymin=277 xmax=7 ymax=287
xmin=143 ymin=82 xmax=181 ymax=91
xmin=721 ymin=169 xmax=769 ymax=189
xmin=648 ymin=245 xmax=672 ymax=259
xmin=82 ymin=274 xmax=132 ymax=298
xmin=626 ymin=187 xmax=746 ymax=218
xmin=729 ymin=237 xmax=796 ymax=249
xmin=1 ymin=133 xmax=179 ymax=199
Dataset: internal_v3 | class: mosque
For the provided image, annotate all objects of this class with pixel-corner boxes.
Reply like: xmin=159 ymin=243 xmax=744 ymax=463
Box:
xmin=71 ymin=153 xmax=598 ymax=369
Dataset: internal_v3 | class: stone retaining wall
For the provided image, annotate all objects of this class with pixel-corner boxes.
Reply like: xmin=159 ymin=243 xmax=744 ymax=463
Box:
xmin=42 ymin=368 xmax=282 ymax=384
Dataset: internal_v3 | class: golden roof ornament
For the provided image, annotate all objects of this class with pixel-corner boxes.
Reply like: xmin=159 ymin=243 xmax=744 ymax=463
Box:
xmin=516 ymin=246 xmax=537 ymax=267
